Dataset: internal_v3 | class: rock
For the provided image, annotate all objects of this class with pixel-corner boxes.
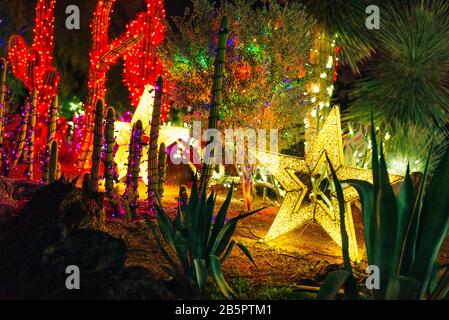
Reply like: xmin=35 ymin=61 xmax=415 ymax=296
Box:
xmin=10 ymin=177 xmax=105 ymax=237
xmin=41 ymin=229 xmax=127 ymax=299
xmin=107 ymin=266 xmax=175 ymax=300
xmin=0 ymin=224 xmax=66 ymax=299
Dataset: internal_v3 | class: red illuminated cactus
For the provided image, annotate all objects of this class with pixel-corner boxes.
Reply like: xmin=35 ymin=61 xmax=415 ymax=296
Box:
xmin=123 ymin=1 xmax=169 ymax=120
xmin=7 ymin=0 xmax=60 ymax=156
xmin=78 ymin=0 xmax=167 ymax=169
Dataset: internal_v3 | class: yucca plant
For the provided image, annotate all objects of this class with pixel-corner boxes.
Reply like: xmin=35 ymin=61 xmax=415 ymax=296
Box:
xmin=318 ymin=120 xmax=449 ymax=300
xmin=146 ymin=177 xmax=260 ymax=299
xmin=349 ymin=0 xmax=449 ymax=132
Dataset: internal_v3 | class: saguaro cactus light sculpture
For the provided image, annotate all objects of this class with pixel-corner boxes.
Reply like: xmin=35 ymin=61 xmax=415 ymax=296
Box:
xmin=90 ymin=99 xmax=105 ymax=192
xmin=125 ymin=120 xmax=144 ymax=218
xmin=0 ymin=58 xmax=7 ymax=171
xmin=199 ymin=16 xmax=229 ymax=191
xmin=104 ymin=106 xmax=116 ymax=194
xmin=148 ymin=76 xmax=163 ymax=212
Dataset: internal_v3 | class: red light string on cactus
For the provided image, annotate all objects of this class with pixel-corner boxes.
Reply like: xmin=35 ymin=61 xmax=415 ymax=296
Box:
xmin=78 ymin=0 xmax=168 ymax=169
xmin=7 ymin=0 xmax=62 ymax=160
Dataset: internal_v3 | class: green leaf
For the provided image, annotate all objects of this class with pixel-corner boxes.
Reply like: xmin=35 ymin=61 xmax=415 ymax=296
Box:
xmin=377 ymin=143 xmax=400 ymax=297
xmin=211 ymin=220 xmax=238 ymax=257
xmin=194 ymin=259 xmax=208 ymax=291
xmin=430 ymin=266 xmax=449 ymax=300
xmin=344 ymin=179 xmax=375 ymax=263
xmin=235 ymin=240 xmax=257 ymax=268
xmin=207 ymin=185 xmax=233 ymax=256
xmin=385 ymin=276 xmax=420 ymax=300
xmin=145 ymin=216 xmax=181 ymax=276
xmin=316 ymin=270 xmax=351 ymax=300
xmin=326 ymin=153 xmax=352 ymax=274
xmin=210 ymin=255 xmax=236 ymax=300
xmin=413 ymin=143 xmax=449 ymax=298
xmin=221 ymin=240 xmax=235 ymax=264
xmin=395 ymin=166 xmax=415 ymax=275
xmin=401 ymin=138 xmax=433 ymax=276
xmin=155 ymin=207 xmax=176 ymax=251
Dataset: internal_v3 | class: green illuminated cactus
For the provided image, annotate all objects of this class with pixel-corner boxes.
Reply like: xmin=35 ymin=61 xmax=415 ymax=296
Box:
xmin=26 ymin=89 xmax=37 ymax=180
xmin=90 ymin=99 xmax=104 ymax=192
xmin=0 ymin=58 xmax=6 ymax=171
xmin=104 ymin=106 xmax=116 ymax=195
xmin=199 ymin=16 xmax=229 ymax=191
xmin=47 ymin=95 xmax=58 ymax=144
xmin=125 ymin=120 xmax=144 ymax=219
xmin=48 ymin=140 xmax=58 ymax=183
xmin=56 ymin=162 xmax=62 ymax=180
xmin=157 ymin=142 xmax=167 ymax=198
xmin=11 ymin=96 xmax=30 ymax=169
xmin=148 ymin=76 xmax=164 ymax=211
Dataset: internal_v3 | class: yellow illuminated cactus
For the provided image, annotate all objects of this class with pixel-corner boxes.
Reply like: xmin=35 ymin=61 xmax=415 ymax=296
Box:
xmin=253 ymin=107 xmax=402 ymax=261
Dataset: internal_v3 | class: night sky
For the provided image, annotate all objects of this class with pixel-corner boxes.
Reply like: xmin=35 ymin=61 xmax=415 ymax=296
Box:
xmin=165 ymin=0 xmax=190 ymax=16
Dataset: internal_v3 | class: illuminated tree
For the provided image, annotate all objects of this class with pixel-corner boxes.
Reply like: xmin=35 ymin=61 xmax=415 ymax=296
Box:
xmin=163 ymin=0 xmax=314 ymax=210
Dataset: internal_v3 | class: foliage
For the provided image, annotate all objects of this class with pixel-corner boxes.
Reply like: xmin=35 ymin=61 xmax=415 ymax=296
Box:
xmin=343 ymin=122 xmax=448 ymax=175
xmin=209 ymin=277 xmax=315 ymax=300
xmin=146 ymin=177 xmax=261 ymax=299
xmin=318 ymin=121 xmax=449 ymax=300
xmin=300 ymin=0 xmax=375 ymax=73
xmin=162 ymin=0 xmax=314 ymax=147
xmin=349 ymin=0 xmax=449 ymax=134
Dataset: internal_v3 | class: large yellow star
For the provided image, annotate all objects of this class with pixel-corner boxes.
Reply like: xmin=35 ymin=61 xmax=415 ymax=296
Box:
xmin=253 ymin=107 xmax=401 ymax=261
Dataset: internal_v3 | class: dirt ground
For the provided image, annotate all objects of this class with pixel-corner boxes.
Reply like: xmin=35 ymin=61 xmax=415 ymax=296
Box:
xmin=102 ymin=180 xmax=449 ymax=296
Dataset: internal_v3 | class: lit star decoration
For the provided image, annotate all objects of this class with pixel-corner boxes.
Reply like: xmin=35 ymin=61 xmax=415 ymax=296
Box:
xmin=78 ymin=0 xmax=167 ymax=169
xmin=253 ymin=107 xmax=402 ymax=261
xmin=7 ymin=0 xmax=61 ymax=152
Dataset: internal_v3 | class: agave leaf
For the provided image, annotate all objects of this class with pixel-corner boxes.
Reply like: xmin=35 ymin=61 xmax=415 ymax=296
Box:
xmin=344 ymin=179 xmax=375 ymax=263
xmin=173 ymin=230 xmax=191 ymax=276
xmin=210 ymin=255 xmax=236 ymax=300
xmin=385 ymin=276 xmax=420 ymax=300
xmin=235 ymin=240 xmax=257 ymax=268
xmin=326 ymin=153 xmax=358 ymax=300
xmin=221 ymin=240 xmax=235 ymax=264
xmin=229 ymin=207 xmax=265 ymax=223
xmin=430 ymin=266 xmax=449 ymax=300
xmin=326 ymin=154 xmax=352 ymax=273
xmin=207 ymin=186 xmax=234 ymax=256
xmin=395 ymin=166 xmax=415 ymax=275
xmin=194 ymin=259 xmax=208 ymax=291
xmin=415 ymin=136 xmax=434 ymax=250
xmin=188 ymin=175 xmax=199 ymax=217
xmin=191 ymin=190 xmax=206 ymax=261
xmin=145 ymin=216 xmax=181 ymax=276
xmin=376 ymin=143 xmax=400 ymax=297
xmin=202 ymin=189 xmax=216 ymax=256
xmin=211 ymin=220 xmax=238 ymax=257
xmin=412 ymin=144 xmax=449 ymax=299
xmin=155 ymin=206 xmax=176 ymax=251
xmin=316 ymin=270 xmax=351 ymax=300
xmin=401 ymin=138 xmax=433 ymax=276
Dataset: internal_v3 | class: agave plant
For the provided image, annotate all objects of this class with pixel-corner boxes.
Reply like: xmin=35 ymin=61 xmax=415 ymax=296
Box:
xmin=318 ymin=121 xmax=449 ymax=300
xmin=146 ymin=177 xmax=260 ymax=299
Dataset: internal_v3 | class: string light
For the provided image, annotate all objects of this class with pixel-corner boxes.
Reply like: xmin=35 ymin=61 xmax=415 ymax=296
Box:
xmin=7 ymin=0 xmax=62 ymax=159
xmin=78 ymin=0 xmax=168 ymax=169
xmin=252 ymin=107 xmax=403 ymax=261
